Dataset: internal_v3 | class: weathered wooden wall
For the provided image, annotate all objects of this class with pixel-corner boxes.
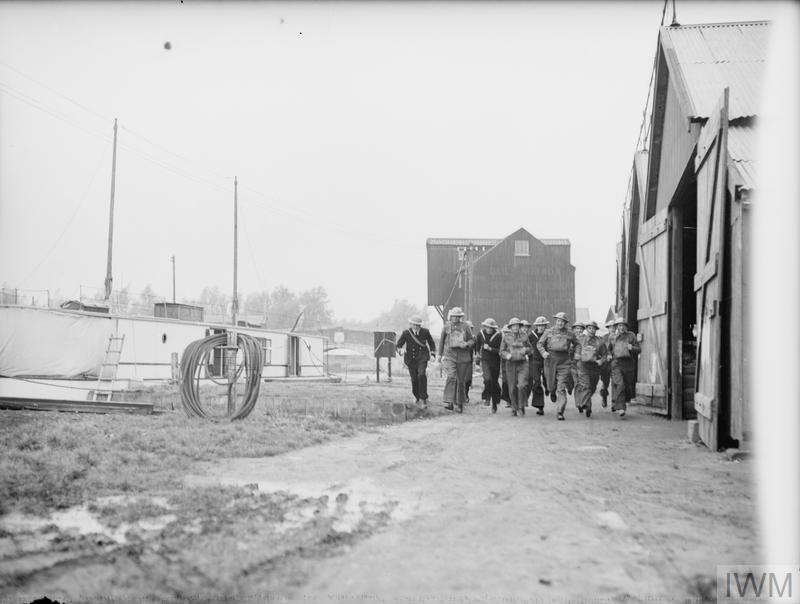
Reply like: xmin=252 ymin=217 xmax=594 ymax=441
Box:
xmin=470 ymin=232 xmax=575 ymax=325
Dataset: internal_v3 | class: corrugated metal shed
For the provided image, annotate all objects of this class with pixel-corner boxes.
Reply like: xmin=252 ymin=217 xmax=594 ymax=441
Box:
xmin=661 ymin=21 xmax=769 ymax=119
xmin=426 ymin=238 xmax=569 ymax=247
xmin=426 ymin=238 xmax=501 ymax=247
xmin=727 ymin=122 xmax=757 ymax=190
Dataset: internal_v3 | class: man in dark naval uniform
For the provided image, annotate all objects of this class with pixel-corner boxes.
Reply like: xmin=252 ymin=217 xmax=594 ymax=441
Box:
xmin=396 ymin=315 xmax=436 ymax=407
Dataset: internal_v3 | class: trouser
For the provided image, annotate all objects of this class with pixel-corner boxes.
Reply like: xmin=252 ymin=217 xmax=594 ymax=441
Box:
xmin=529 ymin=357 xmax=545 ymax=409
xmin=442 ymin=356 xmax=471 ymax=406
xmin=480 ymin=357 xmax=501 ymax=404
xmin=500 ymin=359 xmax=510 ymax=403
xmin=611 ymin=358 xmax=636 ymax=411
xmin=505 ymin=360 xmax=530 ymax=412
xmin=545 ymin=352 xmax=572 ymax=414
xmin=576 ymin=362 xmax=601 ymax=412
xmin=599 ymin=362 xmax=611 ymax=400
xmin=569 ymin=362 xmax=578 ymax=395
xmin=466 ymin=361 xmax=473 ymax=399
xmin=405 ymin=358 xmax=429 ymax=401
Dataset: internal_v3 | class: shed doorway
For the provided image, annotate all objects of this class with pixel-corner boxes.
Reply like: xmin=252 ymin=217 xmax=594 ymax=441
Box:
xmin=669 ymin=165 xmax=698 ymax=420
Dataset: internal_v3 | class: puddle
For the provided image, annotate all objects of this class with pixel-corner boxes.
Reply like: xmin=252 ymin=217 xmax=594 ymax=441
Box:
xmin=0 ymin=503 xmax=177 ymax=545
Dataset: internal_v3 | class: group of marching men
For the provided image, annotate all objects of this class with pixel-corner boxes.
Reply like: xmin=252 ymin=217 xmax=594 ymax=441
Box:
xmin=396 ymin=307 xmax=640 ymax=419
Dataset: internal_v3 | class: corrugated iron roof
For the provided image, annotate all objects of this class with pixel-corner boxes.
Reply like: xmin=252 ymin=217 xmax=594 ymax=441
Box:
xmin=426 ymin=237 xmax=570 ymax=247
xmin=727 ymin=122 xmax=757 ymax=190
xmin=661 ymin=21 xmax=769 ymax=119
xmin=426 ymin=238 xmax=501 ymax=247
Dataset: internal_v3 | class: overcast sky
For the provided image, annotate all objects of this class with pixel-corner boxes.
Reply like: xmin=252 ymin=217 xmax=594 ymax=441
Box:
xmin=0 ymin=0 xmax=786 ymax=324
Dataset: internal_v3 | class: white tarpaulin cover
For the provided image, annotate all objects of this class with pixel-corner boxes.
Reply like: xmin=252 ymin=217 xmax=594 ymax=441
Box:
xmin=0 ymin=307 xmax=112 ymax=377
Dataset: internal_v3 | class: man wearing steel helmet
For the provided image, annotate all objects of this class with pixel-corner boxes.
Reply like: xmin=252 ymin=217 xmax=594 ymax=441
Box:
xmin=528 ymin=316 xmax=549 ymax=415
xmin=499 ymin=317 xmax=532 ymax=417
xmin=569 ymin=321 xmax=585 ymax=404
xmin=475 ymin=318 xmax=502 ymax=413
xmin=575 ymin=320 xmax=607 ymax=418
xmin=438 ymin=307 xmax=474 ymax=413
xmin=518 ymin=319 xmax=533 ymax=405
xmin=610 ymin=317 xmax=640 ymax=417
xmin=598 ymin=318 xmax=616 ymax=407
xmin=396 ymin=315 xmax=436 ymax=407
xmin=537 ymin=311 xmax=579 ymax=420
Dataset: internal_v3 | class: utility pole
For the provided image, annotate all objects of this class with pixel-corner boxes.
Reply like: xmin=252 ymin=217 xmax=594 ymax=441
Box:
xmin=104 ymin=118 xmax=118 ymax=300
xmin=232 ymin=176 xmax=239 ymax=327
xmin=170 ymin=255 xmax=176 ymax=303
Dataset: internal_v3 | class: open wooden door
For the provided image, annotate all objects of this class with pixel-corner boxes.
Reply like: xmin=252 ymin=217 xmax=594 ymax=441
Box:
xmin=693 ymin=88 xmax=729 ymax=450
xmin=635 ymin=206 xmax=669 ymax=413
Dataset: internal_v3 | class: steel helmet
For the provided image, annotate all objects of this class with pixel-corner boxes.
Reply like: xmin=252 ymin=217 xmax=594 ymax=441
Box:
xmin=614 ymin=316 xmax=629 ymax=326
xmin=533 ymin=316 xmax=549 ymax=326
xmin=585 ymin=320 xmax=599 ymax=329
xmin=481 ymin=318 xmax=499 ymax=328
xmin=552 ymin=311 xmax=570 ymax=322
xmin=573 ymin=321 xmax=585 ymax=329
xmin=448 ymin=307 xmax=465 ymax=317
xmin=520 ymin=319 xmax=532 ymax=327
xmin=507 ymin=317 xmax=523 ymax=326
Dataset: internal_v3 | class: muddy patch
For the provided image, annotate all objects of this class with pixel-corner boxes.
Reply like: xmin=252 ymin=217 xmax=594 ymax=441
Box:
xmin=0 ymin=486 xmax=395 ymax=603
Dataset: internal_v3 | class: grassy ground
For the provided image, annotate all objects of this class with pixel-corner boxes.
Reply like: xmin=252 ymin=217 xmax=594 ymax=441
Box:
xmin=0 ymin=408 xmax=363 ymax=516
xmin=0 ymin=379 xmax=441 ymax=602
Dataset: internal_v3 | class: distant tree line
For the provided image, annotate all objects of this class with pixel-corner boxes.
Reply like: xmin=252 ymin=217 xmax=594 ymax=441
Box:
xmin=35 ymin=281 xmax=427 ymax=334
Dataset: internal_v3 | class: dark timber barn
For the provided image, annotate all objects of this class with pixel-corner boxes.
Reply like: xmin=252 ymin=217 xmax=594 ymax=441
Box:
xmin=616 ymin=21 xmax=767 ymax=450
xmin=427 ymin=228 xmax=575 ymax=325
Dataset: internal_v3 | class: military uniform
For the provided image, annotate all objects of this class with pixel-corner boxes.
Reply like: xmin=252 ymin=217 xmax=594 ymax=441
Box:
xmin=499 ymin=321 xmax=531 ymax=416
xmin=527 ymin=328 xmax=547 ymax=412
xmin=537 ymin=318 xmax=579 ymax=419
xmin=475 ymin=322 xmax=502 ymax=411
xmin=396 ymin=323 xmax=436 ymax=403
xmin=569 ymin=324 xmax=584 ymax=398
xmin=598 ymin=325 xmax=614 ymax=407
xmin=610 ymin=325 xmax=640 ymax=415
xmin=438 ymin=314 xmax=475 ymax=412
xmin=575 ymin=331 xmax=607 ymax=417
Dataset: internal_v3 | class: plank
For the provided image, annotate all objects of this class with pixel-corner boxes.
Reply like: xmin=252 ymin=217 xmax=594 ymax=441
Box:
xmin=0 ymin=396 xmax=153 ymax=415
xmin=637 ymin=302 xmax=668 ymax=321
xmin=639 ymin=217 xmax=669 ymax=246
xmin=694 ymin=392 xmax=715 ymax=419
xmin=693 ymin=254 xmax=719 ymax=291
xmin=636 ymin=382 xmax=666 ymax=397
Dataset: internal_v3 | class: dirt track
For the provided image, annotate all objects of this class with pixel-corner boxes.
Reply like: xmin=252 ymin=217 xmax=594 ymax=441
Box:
xmin=187 ymin=400 xmax=758 ymax=603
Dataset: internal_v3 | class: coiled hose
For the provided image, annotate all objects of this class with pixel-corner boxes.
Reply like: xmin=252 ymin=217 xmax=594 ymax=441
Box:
xmin=179 ymin=332 xmax=264 ymax=420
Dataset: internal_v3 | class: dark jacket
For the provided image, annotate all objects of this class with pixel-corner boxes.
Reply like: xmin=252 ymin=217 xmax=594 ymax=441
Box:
xmin=528 ymin=330 xmax=546 ymax=361
xmin=475 ymin=328 xmax=502 ymax=361
xmin=396 ymin=327 xmax=436 ymax=364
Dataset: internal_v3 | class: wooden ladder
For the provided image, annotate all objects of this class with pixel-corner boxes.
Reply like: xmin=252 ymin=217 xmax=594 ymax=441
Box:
xmin=92 ymin=334 xmax=125 ymax=401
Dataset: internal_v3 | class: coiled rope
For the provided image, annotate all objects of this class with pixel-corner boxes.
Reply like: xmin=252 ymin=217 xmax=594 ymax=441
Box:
xmin=179 ymin=332 xmax=264 ymax=420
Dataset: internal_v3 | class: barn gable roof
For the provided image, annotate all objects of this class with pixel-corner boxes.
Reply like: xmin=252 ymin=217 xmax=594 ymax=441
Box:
xmin=659 ymin=21 xmax=769 ymax=120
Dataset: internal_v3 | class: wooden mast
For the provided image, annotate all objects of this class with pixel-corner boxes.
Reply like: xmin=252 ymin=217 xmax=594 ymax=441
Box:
xmin=104 ymin=118 xmax=118 ymax=300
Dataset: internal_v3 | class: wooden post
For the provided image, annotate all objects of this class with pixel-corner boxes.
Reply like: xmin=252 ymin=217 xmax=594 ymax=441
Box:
xmin=376 ymin=357 xmax=380 ymax=383
xmin=387 ymin=357 xmax=392 ymax=382
xmin=670 ymin=206 xmax=683 ymax=420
